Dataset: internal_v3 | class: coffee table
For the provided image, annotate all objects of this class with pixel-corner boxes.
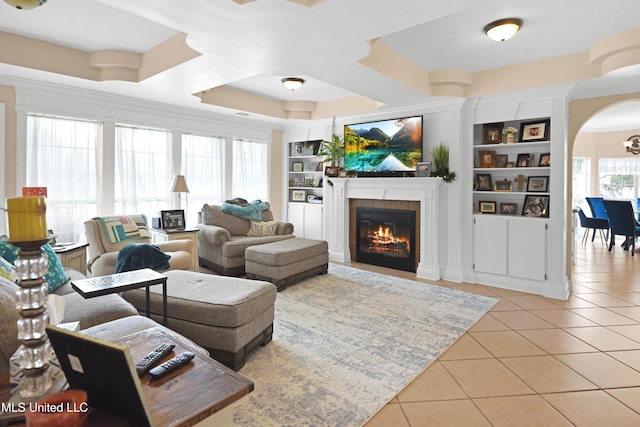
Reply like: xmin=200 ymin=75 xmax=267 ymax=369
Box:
xmin=72 ymin=269 xmax=168 ymax=325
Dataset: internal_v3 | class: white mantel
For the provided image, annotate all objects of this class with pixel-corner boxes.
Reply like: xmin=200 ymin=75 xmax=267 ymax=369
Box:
xmin=324 ymin=177 xmax=442 ymax=280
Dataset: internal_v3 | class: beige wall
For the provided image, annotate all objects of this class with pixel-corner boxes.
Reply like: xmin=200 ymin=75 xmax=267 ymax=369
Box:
xmin=0 ymin=85 xmax=16 ymax=199
xmin=269 ymin=129 xmax=284 ymax=219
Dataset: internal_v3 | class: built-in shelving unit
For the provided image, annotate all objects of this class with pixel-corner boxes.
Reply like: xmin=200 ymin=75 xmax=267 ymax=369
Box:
xmin=287 ymin=139 xmax=324 ymax=239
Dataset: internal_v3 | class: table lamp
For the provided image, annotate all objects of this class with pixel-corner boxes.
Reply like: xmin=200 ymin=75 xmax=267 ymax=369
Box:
xmin=170 ymin=175 xmax=190 ymax=211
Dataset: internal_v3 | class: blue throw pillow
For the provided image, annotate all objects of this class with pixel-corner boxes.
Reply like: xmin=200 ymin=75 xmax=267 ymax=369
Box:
xmin=0 ymin=238 xmax=69 ymax=293
xmin=221 ymin=200 xmax=268 ymax=222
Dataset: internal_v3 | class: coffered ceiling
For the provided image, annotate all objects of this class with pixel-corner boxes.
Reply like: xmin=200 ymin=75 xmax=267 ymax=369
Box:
xmin=1 ymin=0 xmax=640 ymax=129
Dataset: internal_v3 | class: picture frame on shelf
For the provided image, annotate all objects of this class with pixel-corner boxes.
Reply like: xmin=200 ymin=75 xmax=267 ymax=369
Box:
xmin=292 ymin=143 xmax=302 ymax=156
xmin=317 ymin=161 xmax=324 ymax=171
xmin=500 ymin=203 xmax=518 ymax=215
xmin=416 ymin=161 xmax=432 ymax=177
xmin=325 ymin=166 xmax=339 ymax=177
xmin=519 ymin=119 xmax=550 ymax=142
xmin=496 ymin=154 xmax=508 ymax=168
xmin=475 ymin=173 xmax=493 ymax=191
xmin=538 ymin=152 xmax=550 ymax=167
xmin=516 ymin=153 xmax=530 ymax=167
xmin=522 ymin=195 xmax=549 ymax=218
xmin=305 ymin=177 xmax=315 ymax=187
xmin=479 ymin=150 xmax=497 ymax=168
xmin=483 ymin=122 xmax=504 ymax=144
xmin=301 ymin=143 xmax=314 ymax=156
xmin=479 ymin=200 xmax=497 ymax=214
xmin=292 ymin=190 xmax=306 ymax=201
xmin=294 ymin=177 xmax=305 ymax=187
xmin=495 ymin=179 xmax=513 ymax=192
xmin=303 ymin=162 xmax=316 ymax=172
xmin=527 ymin=176 xmax=549 ymax=192
xmin=292 ymin=162 xmax=303 ymax=172
xmin=338 ymin=170 xmax=348 ymax=178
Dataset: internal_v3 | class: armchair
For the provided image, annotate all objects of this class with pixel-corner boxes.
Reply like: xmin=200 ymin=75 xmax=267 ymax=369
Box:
xmin=197 ymin=202 xmax=294 ymax=276
xmin=85 ymin=215 xmax=194 ymax=276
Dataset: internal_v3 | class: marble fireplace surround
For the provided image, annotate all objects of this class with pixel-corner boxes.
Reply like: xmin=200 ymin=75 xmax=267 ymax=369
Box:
xmin=324 ymin=177 xmax=442 ymax=280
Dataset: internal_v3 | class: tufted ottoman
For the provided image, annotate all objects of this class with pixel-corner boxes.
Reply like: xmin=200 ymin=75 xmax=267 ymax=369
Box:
xmin=245 ymin=238 xmax=328 ymax=291
xmin=121 ymin=270 xmax=276 ymax=370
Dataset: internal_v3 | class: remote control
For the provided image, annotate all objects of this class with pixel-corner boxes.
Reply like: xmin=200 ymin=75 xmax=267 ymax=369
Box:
xmin=135 ymin=343 xmax=175 ymax=376
xmin=148 ymin=352 xmax=196 ymax=379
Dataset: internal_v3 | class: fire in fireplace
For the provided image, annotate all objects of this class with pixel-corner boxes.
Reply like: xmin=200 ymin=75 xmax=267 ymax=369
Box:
xmin=356 ymin=207 xmax=417 ymax=272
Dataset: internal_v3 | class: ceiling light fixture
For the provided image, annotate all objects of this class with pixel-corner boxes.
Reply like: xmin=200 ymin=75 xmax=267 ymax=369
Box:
xmin=281 ymin=77 xmax=305 ymax=91
xmin=624 ymin=135 xmax=640 ymax=155
xmin=484 ymin=18 xmax=523 ymax=42
xmin=4 ymin=0 xmax=47 ymax=10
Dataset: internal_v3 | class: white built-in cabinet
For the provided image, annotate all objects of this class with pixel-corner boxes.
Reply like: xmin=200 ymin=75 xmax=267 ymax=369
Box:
xmin=287 ymin=139 xmax=324 ymax=239
xmin=288 ymin=202 xmax=323 ymax=240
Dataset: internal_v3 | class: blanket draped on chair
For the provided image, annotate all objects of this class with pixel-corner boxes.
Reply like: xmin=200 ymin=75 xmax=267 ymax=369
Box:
xmin=95 ymin=215 xmax=150 ymax=244
xmin=115 ymin=243 xmax=171 ymax=273
xmin=221 ymin=200 xmax=268 ymax=222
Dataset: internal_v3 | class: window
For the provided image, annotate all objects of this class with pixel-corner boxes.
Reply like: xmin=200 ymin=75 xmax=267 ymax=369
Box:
xmin=25 ymin=114 xmax=99 ymax=242
xmin=114 ymin=125 xmax=169 ymax=220
xmin=598 ymin=158 xmax=639 ymax=199
xmin=232 ymin=139 xmax=269 ymax=202
xmin=572 ymin=157 xmax=591 ymax=211
xmin=181 ymin=133 xmax=224 ymax=225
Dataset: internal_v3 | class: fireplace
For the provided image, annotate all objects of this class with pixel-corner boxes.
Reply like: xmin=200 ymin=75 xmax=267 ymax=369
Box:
xmin=356 ymin=207 xmax=417 ymax=272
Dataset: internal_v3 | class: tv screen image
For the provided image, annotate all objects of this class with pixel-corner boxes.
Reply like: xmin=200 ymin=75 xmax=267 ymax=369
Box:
xmin=344 ymin=116 xmax=423 ymax=175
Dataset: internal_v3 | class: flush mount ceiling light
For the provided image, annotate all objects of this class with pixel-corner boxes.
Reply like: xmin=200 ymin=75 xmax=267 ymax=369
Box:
xmin=4 ymin=0 xmax=47 ymax=9
xmin=624 ymin=135 xmax=640 ymax=155
xmin=281 ymin=77 xmax=305 ymax=91
xmin=484 ymin=18 xmax=523 ymax=42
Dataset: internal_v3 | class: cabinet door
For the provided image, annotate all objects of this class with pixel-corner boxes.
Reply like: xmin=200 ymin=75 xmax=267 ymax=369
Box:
xmin=304 ymin=204 xmax=323 ymax=240
xmin=508 ymin=220 xmax=546 ymax=281
xmin=288 ymin=203 xmax=305 ymax=237
xmin=473 ymin=216 xmax=507 ymax=275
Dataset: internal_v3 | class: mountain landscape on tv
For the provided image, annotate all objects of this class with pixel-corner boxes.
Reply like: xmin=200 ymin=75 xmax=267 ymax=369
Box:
xmin=344 ymin=117 xmax=422 ymax=172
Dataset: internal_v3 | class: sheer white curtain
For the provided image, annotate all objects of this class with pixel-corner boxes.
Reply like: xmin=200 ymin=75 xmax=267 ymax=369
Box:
xmin=181 ymin=133 xmax=224 ymax=225
xmin=114 ymin=125 xmax=169 ymax=219
xmin=598 ymin=157 xmax=640 ymax=175
xmin=26 ymin=114 xmax=99 ymax=243
xmin=232 ymin=139 xmax=268 ymax=202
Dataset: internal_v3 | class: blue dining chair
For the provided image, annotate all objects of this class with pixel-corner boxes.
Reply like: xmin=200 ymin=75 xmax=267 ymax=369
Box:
xmin=586 ymin=197 xmax=608 ymax=221
xmin=602 ymin=200 xmax=640 ymax=255
xmin=576 ymin=207 xmax=609 ymax=245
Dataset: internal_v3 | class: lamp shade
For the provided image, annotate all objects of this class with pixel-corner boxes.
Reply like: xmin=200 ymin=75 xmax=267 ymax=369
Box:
xmin=4 ymin=0 xmax=47 ymax=9
xmin=484 ymin=18 xmax=523 ymax=42
xmin=170 ymin=175 xmax=190 ymax=193
xmin=281 ymin=77 xmax=305 ymax=91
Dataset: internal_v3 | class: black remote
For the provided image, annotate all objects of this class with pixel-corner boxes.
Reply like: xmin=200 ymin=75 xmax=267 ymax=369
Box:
xmin=135 ymin=343 xmax=175 ymax=376
xmin=148 ymin=352 xmax=196 ymax=379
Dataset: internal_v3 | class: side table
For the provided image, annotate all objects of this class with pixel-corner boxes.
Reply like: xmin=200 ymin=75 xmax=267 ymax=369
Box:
xmin=52 ymin=242 xmax=88 ymax=275
xmin=150 ymin=228 xmax=198 ymax=271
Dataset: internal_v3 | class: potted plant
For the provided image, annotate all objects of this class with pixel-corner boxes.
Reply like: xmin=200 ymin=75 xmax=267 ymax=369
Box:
xmin=431 ymin=143 xmax=456 ymax=183
xmin=318 ymin=134 xmax=344 ymax=168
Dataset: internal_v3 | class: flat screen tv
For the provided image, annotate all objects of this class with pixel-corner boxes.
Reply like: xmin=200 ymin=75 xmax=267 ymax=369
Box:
xmin=344 ymin=115 xmax=423 ymax=176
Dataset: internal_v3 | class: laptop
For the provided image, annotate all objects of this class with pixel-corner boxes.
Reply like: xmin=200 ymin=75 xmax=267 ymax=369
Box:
xmin=45 ymin=325 xmax=155 ymax=427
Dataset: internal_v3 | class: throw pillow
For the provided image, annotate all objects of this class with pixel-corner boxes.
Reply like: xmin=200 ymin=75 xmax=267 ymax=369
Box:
xmin=0 ymin=256 xmax=16 ymax=283
xmin=0 ymin=239 xmax=69 ymax=293
xmin=247 ymin=220 xmax=279 ymax=236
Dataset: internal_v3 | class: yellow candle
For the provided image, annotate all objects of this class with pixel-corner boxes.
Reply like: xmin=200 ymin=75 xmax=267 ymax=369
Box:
xmin=6 ymin=197 xmax=47 ymax=241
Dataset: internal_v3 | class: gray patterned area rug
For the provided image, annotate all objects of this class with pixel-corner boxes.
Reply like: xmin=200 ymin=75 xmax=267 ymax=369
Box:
xmin=231 ymin=264 xmax=497 ymax=427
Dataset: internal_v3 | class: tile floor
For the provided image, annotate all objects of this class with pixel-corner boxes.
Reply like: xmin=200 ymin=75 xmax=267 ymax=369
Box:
xmin=361 ymin=241 xmax=640 ymax=426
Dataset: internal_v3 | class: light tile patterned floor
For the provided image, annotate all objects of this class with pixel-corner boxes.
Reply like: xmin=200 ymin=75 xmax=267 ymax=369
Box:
xmin=361 ymin=242 xmax=640 ymax=426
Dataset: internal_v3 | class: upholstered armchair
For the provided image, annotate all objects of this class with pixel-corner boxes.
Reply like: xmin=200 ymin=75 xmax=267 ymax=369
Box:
xmin=84 ymin=215 xmax=194 ymax=277
xmin=197 ymin=201 xmax=294 ymax=276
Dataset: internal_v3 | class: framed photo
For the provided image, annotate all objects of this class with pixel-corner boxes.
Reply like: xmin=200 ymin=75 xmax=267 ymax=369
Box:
xmin=495 ymin=179 xmax=512 ymax=192
xmin=294 ymin=177 xmax=305 ymax=187
xmin=475 ymin=173 xmax=493 ymax=191
xmin=292 ymin=143 xmax=302 ymax=156
xmin=301 ymin=144 xmax=314 ymax=156
xmin=519 ymin=119 xmax=550 ymax=142
xmin=416 ymin=161 xmax=432 ymax=177
xmin=292 ymin=190 xmax=306 ymax=201
xmin=337 ymin=170 xmax=348 ymax=178
xmin=479 ymin=200 xmax=497 ymax=214
xmin=527 ymin=176 xmax=549 ymax=192
xmin=500 ymin=203 xmax=518 ymax=215
xmin=483 ymin=122 xmax=504 ymax=144
xmin=325 ymin=166 xmax=339 ymax=177
xmin=305 ymin=176 xmax=315 ymax=187
xmin=522 ymin=195 xmax=549 ymax=218
xmin=479 ymin=150 xmax=497 ymax=168
xmin=317 ymin=161 xmax=324 ymax=171
xmin=292 ymin=162 xmax=303 ymax=172
xmin=303 ymin=162 xmax=316 ymax=172
xmin=160 ymin=209 xmax=185 ymax=230
xmin=538 ymin=152 xmax=550 ymax=167
xmin=496 ymin=154 xmax=508 ymax=168
xmin=516 ymin=153 xmax=530 ymax=167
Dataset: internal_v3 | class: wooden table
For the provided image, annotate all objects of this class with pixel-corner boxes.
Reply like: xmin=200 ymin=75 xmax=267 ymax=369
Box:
xmin=52 ymin=242 xmax=89 ymax=274
xmin=71 ymin=268 xmax=168 ymax=325
xmin=1 ymin=327 xmax=254 ymax=426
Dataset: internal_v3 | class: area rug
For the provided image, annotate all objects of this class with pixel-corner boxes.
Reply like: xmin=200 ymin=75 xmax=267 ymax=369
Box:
xmin=231 ymin=264 xmax=497 ymax=427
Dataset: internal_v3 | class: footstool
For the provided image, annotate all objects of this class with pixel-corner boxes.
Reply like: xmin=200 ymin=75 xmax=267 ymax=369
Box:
xmin=121 ymin=270 xmax=276 ymax=371
xmin=245 ymin=238 xmax=328 ymax=291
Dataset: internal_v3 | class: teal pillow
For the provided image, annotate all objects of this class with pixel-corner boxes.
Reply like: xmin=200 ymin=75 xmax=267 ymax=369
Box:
xmin=0 ymin=239 xmax=69 ymax=293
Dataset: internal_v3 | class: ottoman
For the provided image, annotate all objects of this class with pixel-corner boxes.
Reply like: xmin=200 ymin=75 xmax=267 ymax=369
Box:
xmin=121 ymin=270 xmax=276 ymax=371
xmin=245 ymin=238 xmax=328 ymax=291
